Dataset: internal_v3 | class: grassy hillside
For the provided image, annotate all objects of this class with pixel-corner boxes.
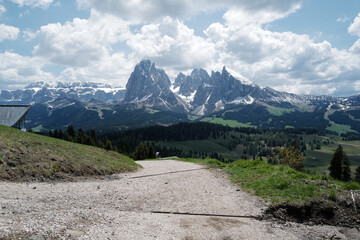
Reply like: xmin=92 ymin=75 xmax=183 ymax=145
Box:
xmin=206 ymin=117 xmax=256 ymax=128
xmin=224 ymin=159 xmax=360 ymax=203
xmin=0 ymin=125 xmax=140 ymax=181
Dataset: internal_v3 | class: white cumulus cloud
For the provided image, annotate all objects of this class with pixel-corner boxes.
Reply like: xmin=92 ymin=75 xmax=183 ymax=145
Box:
xmin=337 ymin=15 xmax=349 ymax=23
xmin=57 ymin=52 xmax=135 ymax=87
xmin=31 ymin=10 xmax=136 ymax=87
xmin=350 ymin=39 xmax=360 ymax=54
xmin=348 ymin=13 xmax=360 ymax=37
xmin=76 ymin=0 xmax=302 ymax=24
xmin=223 ymin=4 xmax=300 ymax=27
xmin=349 ymin=13 xmax=360 ymax=56
xmin=204 ymin=8 xmax=360 ymax=96
xmin=127 ymin=17 xmax=216 ymax=72
xmin=33 ymin=10 xmax=131 ymax=67
xmin=0 ymin=51 xmax=54 ymax=90
xmin=0 ymin=24 xmax=19 ymax=42
xmin=0 ymin=3 xmax=5 ymax=15
xmin=10 ymin=0 xmax=54 ymax=9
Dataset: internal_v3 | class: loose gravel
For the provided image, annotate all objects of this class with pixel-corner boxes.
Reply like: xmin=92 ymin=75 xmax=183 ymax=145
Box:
xmin=0 ymin=160 xmax=356 ymax=239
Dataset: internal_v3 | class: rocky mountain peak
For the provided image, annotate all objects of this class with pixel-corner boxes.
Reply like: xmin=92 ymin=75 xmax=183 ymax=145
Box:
xmin=136 ymin=59 xmax=156 ymax=78
xmin=174 ymin=72 xmax=186 ymax=89
xmin=123 ymin=60 xmax=188 ymax=112
xmin=191 ymin=68 xmax=209 ymax=81
xmin=221 ymin=66 xmax=228 ymax=75
xmin=172 ymin=68 xmax=211 ymax=99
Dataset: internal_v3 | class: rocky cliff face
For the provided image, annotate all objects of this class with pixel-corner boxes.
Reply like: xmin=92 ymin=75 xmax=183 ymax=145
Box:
xmin=123 ymin=60 xmax=189 ymax=112
xmin=173 ymin=68 xmax=211 ymax=97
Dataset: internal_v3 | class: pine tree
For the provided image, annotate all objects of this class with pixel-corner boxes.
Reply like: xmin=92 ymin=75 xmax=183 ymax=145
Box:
xmin=59 ymin=129 xmax=63 ymax=139
xmin=132 ymin=142 xmax=148 ymax=160
xmin=97 ymin=139 xmax=105 ymax=149
xmin=77 ymin=128 xmax=84 ymax=144
xmin=105 ymin=139 xmax=113 ymax=151
xmin=84 ymin=134 xmax=92 ymax=146
xmin=148 ymin=144 xmax=156 ymax=159
xmin=355 ymin=166 xmax=360 ymax=183
xmin=329 ymin=145 xmax=343 ymax=180
xmin=329 ymin=145 xmax=351 ymax=181
xmin=342 ymin=154 xmax=351 ymax=182
xmin=90 ymin=129 xmax=96 ymax=145
xmin=53 ymin=129 xmax=59 ymax=138
xmin=66 ymin=125 xmax=75 ymax=141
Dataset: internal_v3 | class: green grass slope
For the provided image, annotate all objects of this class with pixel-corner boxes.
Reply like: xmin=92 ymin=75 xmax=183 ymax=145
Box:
xmin=0 ymin=125 xmax=140 ymax=181
xmin=174 ymin=157 xmax=359 ymax=203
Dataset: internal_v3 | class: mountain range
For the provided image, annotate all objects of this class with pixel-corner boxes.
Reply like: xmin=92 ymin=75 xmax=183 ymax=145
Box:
xmin=1 ymin=60 xmax=360 ymax=134
xmin=0 ymin=81 xmax=125 ymax=105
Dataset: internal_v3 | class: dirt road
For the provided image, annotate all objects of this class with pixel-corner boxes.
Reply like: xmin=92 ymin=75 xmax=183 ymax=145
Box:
xmin=0 ymin=160 xmax=352 ymax=239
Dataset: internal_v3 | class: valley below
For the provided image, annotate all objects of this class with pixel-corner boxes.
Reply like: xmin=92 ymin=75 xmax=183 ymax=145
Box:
xmin=1 ymin=160 xmax=359 ymax=240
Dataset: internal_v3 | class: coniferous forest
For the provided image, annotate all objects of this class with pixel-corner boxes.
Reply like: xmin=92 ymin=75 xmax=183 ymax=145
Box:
xmin=45 ymin=123 xmax=326 ymax=161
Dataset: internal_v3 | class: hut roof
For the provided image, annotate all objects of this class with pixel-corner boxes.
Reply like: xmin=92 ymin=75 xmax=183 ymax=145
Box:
xmin=0 ymin=105 xmax=31 ymax=127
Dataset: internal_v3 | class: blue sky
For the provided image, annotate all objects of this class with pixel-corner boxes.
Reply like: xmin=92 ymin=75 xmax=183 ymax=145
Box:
xmin=0 ymin=0 xmax=360 ymax=97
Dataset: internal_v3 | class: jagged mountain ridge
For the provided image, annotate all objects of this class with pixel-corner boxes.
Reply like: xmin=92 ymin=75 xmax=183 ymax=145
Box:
xmin=169 ymin=64 xmax=354 ymax=116
xmin=0 ymin=81 xmax=126 ymax=105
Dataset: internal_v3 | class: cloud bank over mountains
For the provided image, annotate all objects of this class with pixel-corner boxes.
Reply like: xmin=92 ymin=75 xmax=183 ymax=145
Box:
xmin=1 ymin=0 xmax=360 ymax=97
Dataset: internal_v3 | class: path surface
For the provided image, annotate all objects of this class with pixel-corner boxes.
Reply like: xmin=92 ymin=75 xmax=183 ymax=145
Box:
xmin=0 ymin=160 xmax=351 ymax=239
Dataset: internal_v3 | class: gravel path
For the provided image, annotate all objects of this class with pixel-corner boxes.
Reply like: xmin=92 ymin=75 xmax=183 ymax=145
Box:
xmin=0 ymin=160 xmax=353 ymax=239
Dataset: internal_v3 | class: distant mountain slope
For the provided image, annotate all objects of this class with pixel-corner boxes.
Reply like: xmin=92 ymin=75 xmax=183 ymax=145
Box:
xmin=203 ymin=103 xmax=330 ymax=130
xmin=0 ymin=81 xmax=125 ymax=105
xmin=26 ymin=98 xmax=190 ymax=131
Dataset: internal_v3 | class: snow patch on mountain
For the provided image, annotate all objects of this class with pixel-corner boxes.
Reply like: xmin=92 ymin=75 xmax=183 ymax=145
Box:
xmin=228 ymin=95 xmax=254 ymax=105
xmin=193 ymin=105 xmax=206 ymax=116
xmin=170 ymin=85 xmax=180 ymax=93
xmin=225 ymin=68 xmax=254 ymax=86
xmin=215 ymin=100 xmax=224 ymax=111
xmin=178 ymin=90 xmax=197 ymax=104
